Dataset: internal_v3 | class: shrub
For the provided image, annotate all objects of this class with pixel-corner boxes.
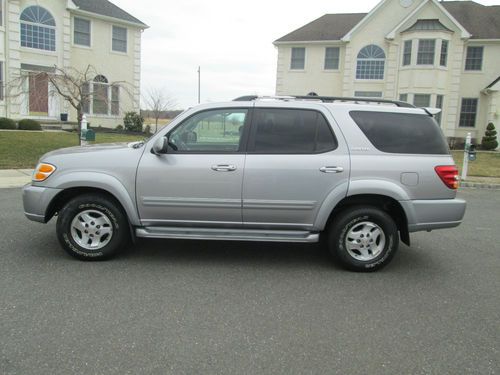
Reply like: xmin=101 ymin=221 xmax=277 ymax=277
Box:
xmin=115 ymin=124 xmax=124 ymax=131
xmin=18 ymin=119 xmax=42 ymax=131
xmin=0 ymin=117 xmax=16 ymax=129
xmin=123 ymin=112 xmax=144 ymax=132
xmin=481 ymin=123 xmax=498 ymax=150
xmin=144 ymin=124 xmax=152 ymax=135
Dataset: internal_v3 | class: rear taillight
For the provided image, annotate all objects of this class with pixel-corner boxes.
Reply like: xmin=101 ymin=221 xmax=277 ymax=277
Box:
xmin=435 ymin=165 xmax=459 ymax=189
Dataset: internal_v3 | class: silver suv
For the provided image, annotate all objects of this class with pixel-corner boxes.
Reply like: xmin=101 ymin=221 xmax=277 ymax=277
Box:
xmin=22 ymin=96 xmax=466 ymax=271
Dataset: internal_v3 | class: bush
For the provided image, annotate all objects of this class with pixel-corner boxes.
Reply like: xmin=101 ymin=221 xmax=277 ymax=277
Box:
xmin=115 ymin=124 xmax=124 ymax=131
xmin=144 ymin=124 xmax=152 ymax=135
xmin=0 ymin=118 xmax=16 ymax=129
xmin=481 ymin=123 xmax=498 ymax=150
xmin=18 ymin=119 xmax=42 ymax=131
xmin=123 ymin=112 xmax=144 ymax=132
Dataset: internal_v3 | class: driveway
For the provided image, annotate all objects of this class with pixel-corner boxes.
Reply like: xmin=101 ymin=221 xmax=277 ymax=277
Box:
xmin=0 ymin=188 xmax=498 ymax=374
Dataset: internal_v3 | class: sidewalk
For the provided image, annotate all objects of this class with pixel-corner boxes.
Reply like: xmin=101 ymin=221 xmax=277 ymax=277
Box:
xmin=0 ymin=169 xmax=33 ymax=188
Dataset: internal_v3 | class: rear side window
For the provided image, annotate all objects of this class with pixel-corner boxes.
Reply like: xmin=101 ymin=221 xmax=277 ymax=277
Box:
xmin=250 ymin=108 xmax=337 ymax=154
xmin=349 ymin=111 xmax=449 ymax=154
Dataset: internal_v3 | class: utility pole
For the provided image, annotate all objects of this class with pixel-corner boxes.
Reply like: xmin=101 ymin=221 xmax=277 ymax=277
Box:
xmin=197 ymin=66 xmax=201 ymax=104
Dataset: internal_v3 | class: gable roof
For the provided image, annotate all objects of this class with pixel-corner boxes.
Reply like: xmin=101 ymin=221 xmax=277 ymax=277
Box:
xmin=274 ymin=13 xmax=366 ymax=43
xmin=72 ymin=0 xmax=147 ymax=28
xmin=274 ymin=1 xmax=500 ymax=43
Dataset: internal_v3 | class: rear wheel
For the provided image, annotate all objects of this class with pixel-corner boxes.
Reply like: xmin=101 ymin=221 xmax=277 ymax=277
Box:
xmin=56 ymin=194 xmax=129 ymax=260
xmin=328 ymin=206 xmax=399 ymax=272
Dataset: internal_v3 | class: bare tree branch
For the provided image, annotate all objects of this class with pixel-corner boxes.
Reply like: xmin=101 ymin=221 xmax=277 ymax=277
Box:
xmin=142 ymin=87 xmax=177 ymax=133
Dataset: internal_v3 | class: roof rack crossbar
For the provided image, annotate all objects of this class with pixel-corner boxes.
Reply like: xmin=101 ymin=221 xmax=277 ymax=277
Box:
xmin=233 ymin=95 xmax=415 ymax=108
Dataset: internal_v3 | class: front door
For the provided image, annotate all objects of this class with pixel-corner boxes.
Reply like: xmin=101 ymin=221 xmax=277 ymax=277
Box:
xmin=242 ymin=106 xmax=350 ymax=229
xmin=29 ymin=73 xmax=49 ymax=116
xmin=136 ymin=107 xmax=250 ymax=227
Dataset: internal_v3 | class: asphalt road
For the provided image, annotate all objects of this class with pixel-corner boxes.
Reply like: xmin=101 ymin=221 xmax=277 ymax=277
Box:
xmin=1 ymin=188 xmax=499 ymax=375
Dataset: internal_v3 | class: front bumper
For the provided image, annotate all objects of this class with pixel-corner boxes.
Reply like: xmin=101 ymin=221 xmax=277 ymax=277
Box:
xmin=22 ymin=184 xmax=62 ymax=223
xmin=401 ymin=198 xmax=467 ymax=233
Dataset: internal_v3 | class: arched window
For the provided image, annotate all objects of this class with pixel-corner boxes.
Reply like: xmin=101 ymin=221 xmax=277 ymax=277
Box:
xmin=93 ymin=75 xmax=109 ymax=115
xmin=356 ymin=45 xmax=385 ymax=80
xmin=20 ymin=6 xmax=56 ymax=51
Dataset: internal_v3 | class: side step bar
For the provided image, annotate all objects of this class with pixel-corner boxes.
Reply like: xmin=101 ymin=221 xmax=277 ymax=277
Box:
xmin=136 ymin=227 xmax=319 ymax=243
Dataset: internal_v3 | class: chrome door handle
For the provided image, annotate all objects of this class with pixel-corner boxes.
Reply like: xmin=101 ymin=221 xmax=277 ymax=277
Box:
xmin=211 ymin=164 xmax=237 ymax=172
xmin=320 ymin=166 xmax=344 ymax=173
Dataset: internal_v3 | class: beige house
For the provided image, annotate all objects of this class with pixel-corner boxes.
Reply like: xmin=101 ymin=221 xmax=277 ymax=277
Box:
xmin=0 ymin=0 xmax=147 ymax=127
xmin=274 ymin=0 xmax=500 ymax=142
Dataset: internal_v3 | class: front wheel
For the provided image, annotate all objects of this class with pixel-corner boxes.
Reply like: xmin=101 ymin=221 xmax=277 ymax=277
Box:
xmin=56 ymin=194 xmax=129 ymax=260
xmin=328 ymin=206 xmax=399 ymax=272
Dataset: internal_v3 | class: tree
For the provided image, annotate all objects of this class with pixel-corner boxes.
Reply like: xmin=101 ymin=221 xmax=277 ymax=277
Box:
xmin=143 ymin=87 xmax=177 ymax=133
xmin=481 ymin=122 xmax=498 ymax=150
xmin=6 ymin=64 xmax=132 ymax=144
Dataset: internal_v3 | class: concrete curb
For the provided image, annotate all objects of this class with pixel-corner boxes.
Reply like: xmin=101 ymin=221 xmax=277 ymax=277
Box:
xmin=460 ymin=182 xmax=500 ymax=190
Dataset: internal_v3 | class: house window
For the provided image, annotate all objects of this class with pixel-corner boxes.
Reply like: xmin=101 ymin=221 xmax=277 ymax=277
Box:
xmin=435 ymin=95 xmax=444 ymax=124
xmin=290 ymin=47 xmax=305 ymax=70
xmin=403 ymin=40 xmax=412 ymax=66
xmin=459 ymin=98 xmax=478 ymax=127
xmin=111 ymin=85 xmax=120 ymax=115
xmin=440 ymin=40 xmax=448 ymax=67
xmin=20 ymin=6 xmax=56 ymax=51
xmin=399 ymin=94 xmax=408 ymax=103
xmin=93 ymin=75 xmax=109 ymax=115
xmin=82 ymin=82 xmax=90 ymax=114
xmin=465 ymin=46 xmax=483 ymax=71
xmin=0 ymin=62 xmax=3 ymax=100
xmin=354 ymin=91 xmax=383 ymax=98
xmin=417 ymin=39 xmax=435 ymax=65
xmin=413 ymin=94 xmax=431 ymax=108
xmin=356 ymin=45 xmax=385 ymax=80
xmin=74 ymin=17 xmax=90 ymax=47
xmin=324 ymin=47 xmax=340 ymax=70
xmin=112 ymin=25 xmax=127 ymax=53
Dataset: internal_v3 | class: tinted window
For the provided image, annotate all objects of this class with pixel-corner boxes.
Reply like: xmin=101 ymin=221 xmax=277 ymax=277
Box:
xmin=169 ymin=109 xmax=248 ymax=153
xmin=251 ymin=109 xmax=337 ymax=154
xmin=350 ymin=111 xmax=449 ymax=154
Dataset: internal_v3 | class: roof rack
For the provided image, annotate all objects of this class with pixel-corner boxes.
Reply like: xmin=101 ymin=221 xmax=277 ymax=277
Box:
xmin=233 ymin=95 xmax=415 ymax=108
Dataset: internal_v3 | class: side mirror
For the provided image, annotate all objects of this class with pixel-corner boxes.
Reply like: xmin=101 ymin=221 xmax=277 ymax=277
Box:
xmin=152 ymin=137 xmax=168 ymax=155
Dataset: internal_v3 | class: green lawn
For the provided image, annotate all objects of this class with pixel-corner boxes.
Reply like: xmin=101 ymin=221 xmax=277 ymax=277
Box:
xmin=451 ymin=150 xmax=500 ymax=178
xmin=0 ymin=131 xmax=143 ymax=169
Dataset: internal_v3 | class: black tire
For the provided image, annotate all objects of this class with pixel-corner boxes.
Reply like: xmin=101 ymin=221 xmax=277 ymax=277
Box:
xmin=328 ymin=206 xmax=399 ymax=272
xmin=56 ymin=194 xmax=129 ymax=261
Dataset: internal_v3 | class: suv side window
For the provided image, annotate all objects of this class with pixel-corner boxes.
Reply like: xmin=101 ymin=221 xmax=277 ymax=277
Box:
xmin=249 ymin=108 xmax=337 ymax=154
xmin=169 ymin=109 xmax=248 ymax=153
xmin=350 ymin=110 xmax=449 ymax=154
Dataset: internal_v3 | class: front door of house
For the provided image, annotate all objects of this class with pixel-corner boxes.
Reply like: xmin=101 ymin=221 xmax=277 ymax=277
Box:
xmin=29 ymin=73 xmax=49 ymax=116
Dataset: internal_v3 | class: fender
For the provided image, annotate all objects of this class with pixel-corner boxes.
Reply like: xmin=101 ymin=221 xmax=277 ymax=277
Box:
xmin=314 ymin=179 xmax=411 ymax=230
xmin=47 ymin=171 xmax=141 ymax=226
xmin=313 ymin=181 xmax=349 ymax=230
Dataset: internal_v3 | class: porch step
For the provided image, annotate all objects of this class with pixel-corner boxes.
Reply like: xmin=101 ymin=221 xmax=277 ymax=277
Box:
xmin=136 ymin=226 xmax=319 ymax=243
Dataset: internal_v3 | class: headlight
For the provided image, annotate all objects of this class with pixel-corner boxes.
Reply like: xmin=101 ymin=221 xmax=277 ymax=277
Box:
xmin=33 ymin=163 xmax=56 ymax=182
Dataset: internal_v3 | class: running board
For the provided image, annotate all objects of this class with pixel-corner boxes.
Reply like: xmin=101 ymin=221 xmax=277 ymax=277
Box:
xmin=136 ymin=227 xmax=319 ymax=243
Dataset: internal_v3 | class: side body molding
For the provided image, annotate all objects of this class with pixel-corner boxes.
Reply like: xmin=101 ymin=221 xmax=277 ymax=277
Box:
xmin=47 ymin=172 xmax=141 ymax=225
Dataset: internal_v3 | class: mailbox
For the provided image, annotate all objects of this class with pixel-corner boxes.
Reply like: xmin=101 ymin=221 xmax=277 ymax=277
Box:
xmin=468 ymin=144 xmax=476 ymax=162
xmin=81 ymin=128 xmax=95 ymax=142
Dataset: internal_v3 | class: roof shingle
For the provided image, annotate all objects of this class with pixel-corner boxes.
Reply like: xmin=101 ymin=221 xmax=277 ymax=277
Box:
xmin=72 ymin=0 xmax=147 ymax=27
xmin=274 ymin=1 xmax=500 ymax=42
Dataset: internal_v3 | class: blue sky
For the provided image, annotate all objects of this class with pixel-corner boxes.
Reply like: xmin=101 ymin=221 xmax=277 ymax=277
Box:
xmin=114 ymin=0 xmax=499 ymax=109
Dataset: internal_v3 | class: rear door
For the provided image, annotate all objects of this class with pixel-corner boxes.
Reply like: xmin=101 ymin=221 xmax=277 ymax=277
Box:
xmin=242 ymin=104 xmax=350 ymax=230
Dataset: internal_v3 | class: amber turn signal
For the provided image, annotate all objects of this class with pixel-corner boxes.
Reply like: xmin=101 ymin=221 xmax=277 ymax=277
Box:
xmin=33 ymin=163 xmax=56 ymax=182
